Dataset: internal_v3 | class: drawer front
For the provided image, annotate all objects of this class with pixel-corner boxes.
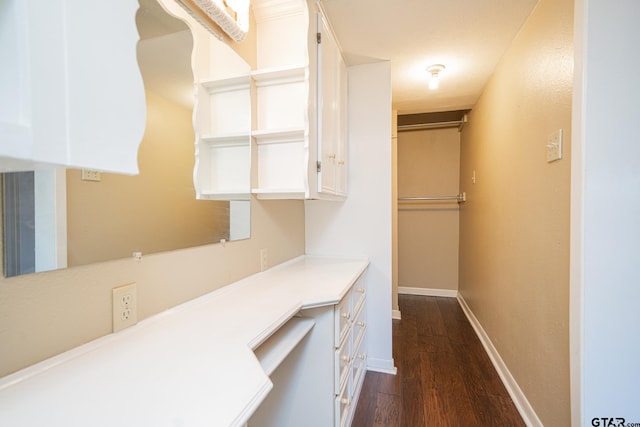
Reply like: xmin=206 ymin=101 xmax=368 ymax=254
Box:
xmin=351 ymin=298 xmax=366 ymax=350
xmin=350 ymin=331 xmax=367 ymax=398
xmin=334 ymin=293 xmax=352 ymax=347
xmin=334 ymin=336 xmax=351 ymax=394
xmin=334 ymin=381 xmax=351 ymax=427
xmin=350 ymin=275 xmax=366 ymax=315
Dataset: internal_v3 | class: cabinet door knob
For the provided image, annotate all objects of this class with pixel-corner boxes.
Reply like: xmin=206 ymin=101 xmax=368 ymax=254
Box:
xmin=341 ymin=398 xmax=351 ymax=406
xmin=357 ymin=353 xmax=367 ymax=360
xmin=341 ymin=355 xmax=350 ymax=362
xmin=341 ymin=311 xmax=351 ymax=319
xmin=338 ymin=160 xmax=345 ymax=165
xmin=356 ymin=287 xmax=365 ymax=294
xmin=356 ymin=321 xmax=365 ymax=327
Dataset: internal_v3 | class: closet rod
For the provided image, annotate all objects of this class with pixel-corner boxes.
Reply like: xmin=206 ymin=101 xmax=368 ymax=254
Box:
xmin=397 ymin=114 xmax=468 ymax=132
xmin=397 ymin=120 xmax=463 ymax=132
xmin=398 ymin=192 xmax=466 ymax=202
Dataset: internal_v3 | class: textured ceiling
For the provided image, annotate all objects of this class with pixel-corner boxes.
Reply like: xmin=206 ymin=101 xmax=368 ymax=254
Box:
xmin=319 ymin=0 xmax=539 ymax=114
xmin=137 ymin=0 xmax=539 ymax=115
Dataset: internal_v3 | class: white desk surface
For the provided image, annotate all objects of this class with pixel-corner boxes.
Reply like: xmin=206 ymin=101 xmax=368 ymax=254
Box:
xmin=0 ymin=255 xmax=368 ymax=427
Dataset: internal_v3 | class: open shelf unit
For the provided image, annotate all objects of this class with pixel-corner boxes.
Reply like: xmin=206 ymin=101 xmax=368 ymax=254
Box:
xmin=191 ymin=30 xmax=252 ymax=200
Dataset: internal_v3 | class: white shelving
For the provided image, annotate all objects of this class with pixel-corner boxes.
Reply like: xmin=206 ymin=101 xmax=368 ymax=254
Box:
xmin=248 ymin=0 xmax=347 ymax=200
xmin=251 ymin=66 xmax=307 ymax=84
xmin=251 ymin=128 xmax=306 ymax=142
xmin=201 ymin=75 xmax=252 ymax=92
xmin=181 ymin=11 xmax=252 ymax=201
xmin=252 ymin=127 xmax=307 ymax=197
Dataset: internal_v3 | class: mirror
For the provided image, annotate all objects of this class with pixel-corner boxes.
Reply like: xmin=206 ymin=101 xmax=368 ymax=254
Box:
xmin=1 ymin=0 xmax=251 ymax=278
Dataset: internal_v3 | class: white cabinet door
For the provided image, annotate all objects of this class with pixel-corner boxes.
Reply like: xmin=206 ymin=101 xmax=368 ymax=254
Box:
xmin=317 ymin=13 xmax=347 ymax=197
xmin=0 ymin=0 xmax=145 ymax=174
xmin=335 ymin=57 xmax=348 ymax=196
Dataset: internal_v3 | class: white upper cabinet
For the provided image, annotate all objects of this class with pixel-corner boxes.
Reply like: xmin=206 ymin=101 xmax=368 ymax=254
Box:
xmin=0 ymin=0 xmax=146 ymax=174
xmin=251 ymin=0 xmax=347 ymax=200
xmin=317 ymin=12 xmax=348 ymax=197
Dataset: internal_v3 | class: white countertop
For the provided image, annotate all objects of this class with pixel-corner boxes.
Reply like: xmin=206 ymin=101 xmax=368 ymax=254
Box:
xmin=0 ymin=256 xmax=368 ymax=427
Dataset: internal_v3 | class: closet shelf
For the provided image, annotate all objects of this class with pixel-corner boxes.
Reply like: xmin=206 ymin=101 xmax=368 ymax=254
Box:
xmin=397 ymin=192 xmax=466 ymax=202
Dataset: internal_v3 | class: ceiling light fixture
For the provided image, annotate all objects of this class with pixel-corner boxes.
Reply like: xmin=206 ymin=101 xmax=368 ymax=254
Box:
xmin=427 ymin=64 xmax=445 ymax=90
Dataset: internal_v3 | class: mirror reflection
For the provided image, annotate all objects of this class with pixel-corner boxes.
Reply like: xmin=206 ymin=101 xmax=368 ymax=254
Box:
xmin=1 ymin=0 xmax=251 ymax=278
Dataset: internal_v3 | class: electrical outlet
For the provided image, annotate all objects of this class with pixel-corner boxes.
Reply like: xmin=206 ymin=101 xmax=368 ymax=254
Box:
xmin=81 ymin=169 xmax=102 ymax=182
xmin=260 ymin=248 xmax=268 ymax=272
xmin=112 ymin=283 xmax=137 ymax=332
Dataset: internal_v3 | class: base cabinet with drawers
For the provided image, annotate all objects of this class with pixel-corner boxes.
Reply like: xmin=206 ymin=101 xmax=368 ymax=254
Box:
xmin=333 ymin=275 xmax=368 ymax=427
xmin=248 ymin=272 xmax=367 ymax=427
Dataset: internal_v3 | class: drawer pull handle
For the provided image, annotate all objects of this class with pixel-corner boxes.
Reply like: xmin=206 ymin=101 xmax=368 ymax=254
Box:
xmin=341 ymin=398 xmax=351 ymax=406
xmin=356 ymin=287 xmax=365 ymax=294
xmin=341 ymin=355 xmax=350 ymax=362
xmin=356 ymin=321 xmax=365 ymax=327
xmin=341 ymin=312 xmax=351 ymax=319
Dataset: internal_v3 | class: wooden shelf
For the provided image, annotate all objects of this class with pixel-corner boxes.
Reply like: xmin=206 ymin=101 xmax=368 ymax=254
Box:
xmin=253 ymin=317 xmax=315 ymax=376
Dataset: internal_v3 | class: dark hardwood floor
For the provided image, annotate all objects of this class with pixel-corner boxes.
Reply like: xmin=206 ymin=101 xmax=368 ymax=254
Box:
xmin=352 ymin=294 xmax=525 ymax=427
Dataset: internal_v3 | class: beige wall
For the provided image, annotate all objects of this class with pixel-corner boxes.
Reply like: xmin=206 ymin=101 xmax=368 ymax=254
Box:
xmin=398 ymin=127 xmax=460 ymax=291
xmin=0 ymin=10 xmax=306 ymax=378
xmin=66 ymin=91 xmax=229 ymax=267
xmin=458 ymin=0 xmax=573 ymax=425
xmin=0 ymin=197 xmax=304 ymax=376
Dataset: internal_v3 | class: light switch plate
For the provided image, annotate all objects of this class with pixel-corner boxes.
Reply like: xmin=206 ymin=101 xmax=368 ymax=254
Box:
xmin=546 ymin=129 xmax=563 ymax=162
xmin=260 ymin=248 xmax=268 ymax=272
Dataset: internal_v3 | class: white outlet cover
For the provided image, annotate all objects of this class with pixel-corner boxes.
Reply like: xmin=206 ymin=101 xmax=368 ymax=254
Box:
xmin=112 ymin=283 xmax=137 ymax=332
xmin=81 ymin=169 xmax=102 ymax=181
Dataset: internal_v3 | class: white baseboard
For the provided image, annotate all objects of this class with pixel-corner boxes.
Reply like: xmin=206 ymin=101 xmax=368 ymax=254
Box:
xmin=392 ymin=309 xmax=402 ymax=320
xmin=457 ymin=295 xmax=543 ymax=427
xmin=366 ymin=357 xmax=397 ymax=375
xmin=398 ymin=286 xmax=458 ymax=298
